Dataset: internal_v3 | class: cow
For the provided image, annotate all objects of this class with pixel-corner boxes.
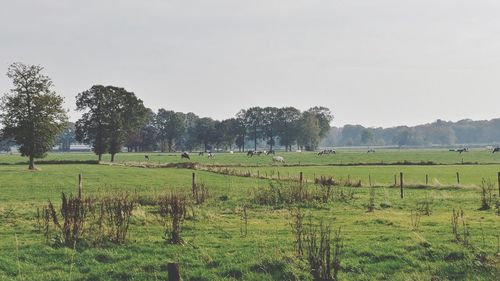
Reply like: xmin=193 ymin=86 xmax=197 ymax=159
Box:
xmin=198 ymin=152 xmax=204 ymax=156
xmin=266 ymin=150 xmax=275 ymax=155
xmin=208 ymin=152 xmax=215 ymax=159
xmin=181 ymin=152 xmax=190 ymax=160
xmin=272 ymin=156 xmax=285 ymax=163
xmin=318 ymin=149 xmax=336 ymax=156
xmin=457 ymin=148 xmax=468 ymax=154
xmin=144 ymin=155 xmax=149 ymax=161
xmin=367 ymin=149 xmax=375 ymax=153
xmin=493 ymin=147 xmax=500 ymax=153
xmin=247 ymin=150 xmax=254 ymax=157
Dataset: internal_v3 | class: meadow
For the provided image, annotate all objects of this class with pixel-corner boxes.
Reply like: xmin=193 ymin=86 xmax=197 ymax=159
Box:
xmin=0 ymin=149 xmax=498 ymax=280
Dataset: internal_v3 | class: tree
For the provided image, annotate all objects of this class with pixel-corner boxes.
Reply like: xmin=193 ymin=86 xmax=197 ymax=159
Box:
xmin=155 ymin=109 xmax=186 ymax=152
xmin=235 ymin=110 xmax=247 ymax=152
xmin=361 ymin=129 xmax=374 ymax=145
xmin=189 ymin=117 xmax=216 ymax=152
xmin=76 ymin=85 xmax=147 ymax=161
xmin=219 ymin=118 xmax=239 ymax=150
xmin=76 ymin=85 xmax=112 ymax=161
xmin=243 ymin=107 xmax=263 ymax=151
xmin=125 ymin=109 xmax=157 ymax=152
xmin=298 ymin=112 xmax=321 ymax=151
xmin=0 ymin=63 xmax=68 ymax=169
xmin=307 ymin=106 xmax=333 ymax=138
xmin=277 ymin=107 xmax=301 ymax=151
xmin=105 ymin=87 xmax=148 ymax=161
xmin=261 ymin=107 xmax=279 ymax=150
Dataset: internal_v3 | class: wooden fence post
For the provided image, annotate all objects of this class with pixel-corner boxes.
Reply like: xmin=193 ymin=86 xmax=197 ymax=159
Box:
xmin=369 ymin=174 xmax=372 ymax=187
xmin=456 ymin=172 xmax=460 ymax=184
xmin=167 ymin=263 xmax=181 ymax=281
xmin=191 ymin=172 xmax=196 ymax=196
xmin=425 ymin=174 xmax=428 ymax=185
xmin=299 ymin=172 xmax=303 ymax=186
xmin=78 ymin=174 xmax=82 ymax=198
xmin=400 ymin=172 xmax=404 ymax=198
xmin=497 ymin=172 xmax=500 ymax=196
xmin=394 ymin=174 xmax=397 ymax=186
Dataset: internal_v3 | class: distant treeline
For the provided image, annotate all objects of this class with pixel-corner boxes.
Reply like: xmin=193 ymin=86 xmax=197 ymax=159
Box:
xmin=321 ymin=119 xmax=500 ymax=147
xmin=56 ymin=105 xmax=333 ymax=156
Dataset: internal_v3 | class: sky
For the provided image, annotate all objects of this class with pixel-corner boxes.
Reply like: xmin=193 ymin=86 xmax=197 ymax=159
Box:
xmin=1 ymin=0 xmax=500 ymax=128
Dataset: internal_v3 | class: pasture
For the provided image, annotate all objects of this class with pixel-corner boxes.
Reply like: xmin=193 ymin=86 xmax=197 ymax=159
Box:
xmin=0 ymin=149 xmax=498 ymax=280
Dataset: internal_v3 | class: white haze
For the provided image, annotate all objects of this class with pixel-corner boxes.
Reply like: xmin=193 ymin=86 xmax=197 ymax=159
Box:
xmin=1 ymin=0 xmax=500 ymax=127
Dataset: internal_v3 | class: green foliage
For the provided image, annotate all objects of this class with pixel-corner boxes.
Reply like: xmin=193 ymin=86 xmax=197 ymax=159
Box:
xmin=0 ymin=63 xmax=68 ymax=169
xmin=75 ymin=85 xmax=148 ymax=161
xmin=155 ymin=109 xmax=186 ymax=152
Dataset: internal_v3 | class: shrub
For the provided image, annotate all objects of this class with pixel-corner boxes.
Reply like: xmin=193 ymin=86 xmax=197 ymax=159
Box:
xmin=192 ymin=183 xmax=210 ymax=205
xmin=479 ymin=179 xmax=494 ymax=210
xmin=303 ymin=218 xmax=343 ymax=281
xmin=158 ymin=193 xmax=189 ymax=244
xmin=45 ymin=192 xmax=96 ymax=246
xmin=99 ymin=194 xmax=135 ymax=244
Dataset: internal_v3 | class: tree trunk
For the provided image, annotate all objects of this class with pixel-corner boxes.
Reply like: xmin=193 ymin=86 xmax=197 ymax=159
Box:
xmin=168 ymin=139 xmax=173 ymax=152
xmin=98 ymin=153 xmax=102 ymax=161
xmin=254 ymin=138 xmax=257 ymax=151
xmin=111 ymin=153 xmax=115 ymax=162
xmin=28 ymin=155 xmax=35 ymax=170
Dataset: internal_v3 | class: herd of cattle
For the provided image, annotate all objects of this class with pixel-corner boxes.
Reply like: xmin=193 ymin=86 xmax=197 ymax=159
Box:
xmin=141 ymin=146 xmax=500 ymax=163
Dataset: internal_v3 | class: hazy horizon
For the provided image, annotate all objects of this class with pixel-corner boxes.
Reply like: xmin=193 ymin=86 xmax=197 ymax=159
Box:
xmin=2 ymin=0 xmax=500 ymax=128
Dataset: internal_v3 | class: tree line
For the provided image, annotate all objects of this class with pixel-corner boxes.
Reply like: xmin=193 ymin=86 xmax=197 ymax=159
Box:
xmin=322 ymin=119 xmax=500 ymax=147
xmin=0 ymin=63 xmax=333 ymax=168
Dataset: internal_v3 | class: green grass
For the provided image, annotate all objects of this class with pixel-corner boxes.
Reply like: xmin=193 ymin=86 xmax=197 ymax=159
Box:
xmin=0 ymin=150 xmax=499 ymax=280
xmin=2 ymin=148 xmax=500 ymax=166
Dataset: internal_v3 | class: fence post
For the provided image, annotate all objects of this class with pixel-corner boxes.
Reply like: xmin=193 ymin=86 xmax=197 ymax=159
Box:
xmin=78 ymin=174 xmax=83 ymax=198
xmin=299 ymin=172 xmax=303 ymax=186
xmin=425 ymin=174 xmax=429 ymax=185
xmin=456 ymin=172 xmax=460 ymax=184
xmin=498 ymin=172 xmax=500 ymax=196
xmin=400 ymin=172 xmax=404 ymax=198
xmin=257 ymin=170 xmax=260 ymax=178
xmin=394 ymin=174 xmax=397 ymax=186
xmin=191 ymin=172 xmax=196 ymax=196
xmin=167 ymin=263 xmax=181 ymax=281
xmin=369 ymin=174 xmax=372 ymax=187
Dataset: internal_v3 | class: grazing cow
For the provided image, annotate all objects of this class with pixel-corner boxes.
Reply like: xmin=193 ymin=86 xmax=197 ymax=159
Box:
xmin=254 ymin=151 xmax=263 ymax=156
xmin=229 ymin=151 xmax=234 ymax=154
xmin=247 ymin=150 xmax=254 ymax=157
xmin=457 ymin=148 xmax=468 ymax=154
xmin=272 ymin=156 xmax=285 ymax=163
xmin=208 ymin=152 xmax=215 ymax=159
xmin=493 ymin=147 xmax=500 ymax=153
xmin=144 ymin=155 xmax=149 ymax=161
xmin=367 ymin=149 xmax=375 ymax=153
xmin=181 ymin=152 xmax=190 ymax=160
xmin=266 ymin=150 xmax=275 ymax=155
xmin=449 ymin=149 xmax=456 ymax=152
xmin=198 ymin=152 xmax=204 ymax=156
xmin=318 ymin=149 xmax=336 ymax=156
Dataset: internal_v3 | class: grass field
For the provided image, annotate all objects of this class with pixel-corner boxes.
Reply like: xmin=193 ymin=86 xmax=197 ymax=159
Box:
xmin=0 ymin=150 xmax=498 ymax=280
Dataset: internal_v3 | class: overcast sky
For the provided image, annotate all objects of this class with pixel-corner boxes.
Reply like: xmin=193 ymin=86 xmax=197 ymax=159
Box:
xmin=1 ymin=0 xmax=500 ymax=127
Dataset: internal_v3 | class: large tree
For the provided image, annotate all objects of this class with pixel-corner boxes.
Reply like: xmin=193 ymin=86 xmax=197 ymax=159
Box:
xmin=75 ymin=85 xmax=112 ymax=161
xmin=155 ymin=109 xmax=186 ymax=152
xmin=189 ymin=117 xmax=216 ymax=152
xmin=277 ymin=107 xmax=301 ymax=151
xmin=243 ymin=107 xmax=263 ymax=151
xmin=298 ymin=111 xmax=321 ymax=151
xmin=0 ymin=63 xmax=68 ymax=169
xmin=76 ymin=85 xmax=147 ymax=161
xmin=261 ymin=107 xmax=279 ymax=150
xmin=307 ymin=106 xmax=333 ymax=138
